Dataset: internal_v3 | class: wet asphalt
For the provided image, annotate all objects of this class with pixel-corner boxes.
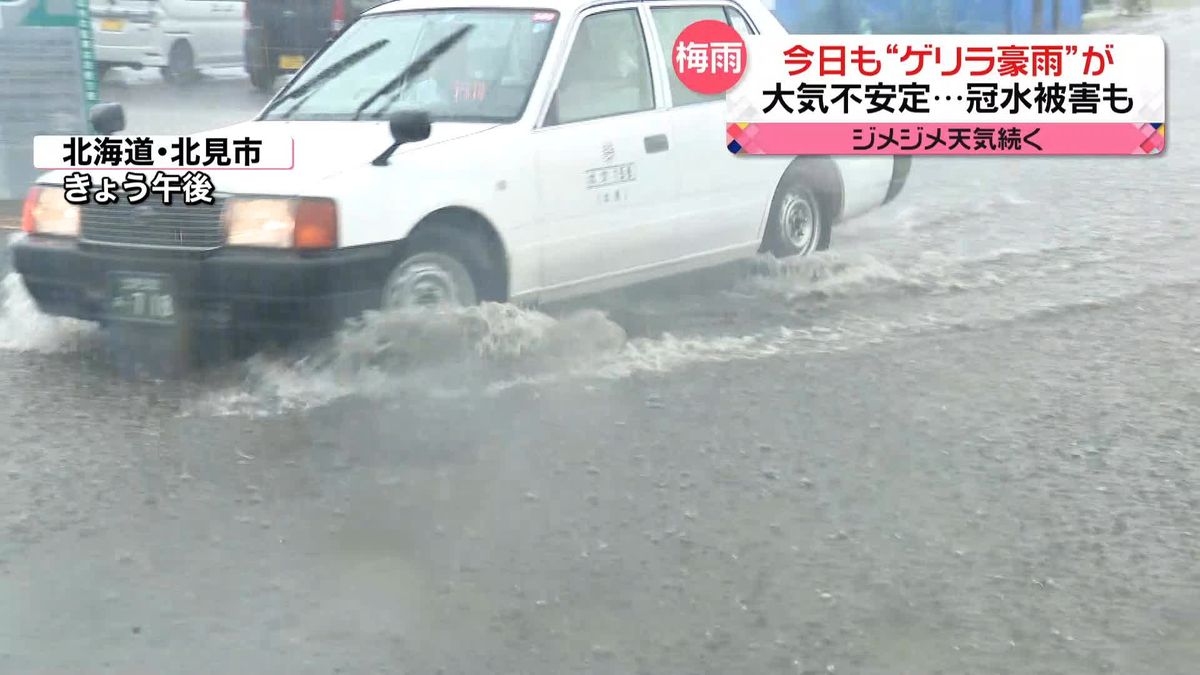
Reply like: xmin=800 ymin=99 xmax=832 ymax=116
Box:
xmin=1 ymin=11 xmax=1199 ymax=674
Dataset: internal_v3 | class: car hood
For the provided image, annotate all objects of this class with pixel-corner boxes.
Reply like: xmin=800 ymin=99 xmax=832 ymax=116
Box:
xmin=34 ymin=119 xmax=502 ymax=195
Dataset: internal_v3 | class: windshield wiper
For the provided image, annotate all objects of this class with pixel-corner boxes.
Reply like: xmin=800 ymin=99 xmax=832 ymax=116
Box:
xmin=351 ymin=24 xmax=474 ymax=121
xmin=261 ymin=39 xmax=391 ymax=120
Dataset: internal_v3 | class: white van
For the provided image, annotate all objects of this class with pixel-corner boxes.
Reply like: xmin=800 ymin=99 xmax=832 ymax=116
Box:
xmin=90 ymin=0 xmax=245 ymax=83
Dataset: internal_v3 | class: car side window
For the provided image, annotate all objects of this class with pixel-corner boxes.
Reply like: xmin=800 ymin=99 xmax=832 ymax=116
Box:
xmin=651 ymin=6 xmax=729 ymax=107
xmin=546 ymin=9 xmax=654 ymax=126
xmin=725 ymin=6 xmax=755 ymax=36
xmin=651 ymin=5 xmax=757 ymax=107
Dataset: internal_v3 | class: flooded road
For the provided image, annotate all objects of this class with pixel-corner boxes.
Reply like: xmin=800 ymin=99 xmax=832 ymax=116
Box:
xmin=2 ymin=12 xmax=1199 ymax=675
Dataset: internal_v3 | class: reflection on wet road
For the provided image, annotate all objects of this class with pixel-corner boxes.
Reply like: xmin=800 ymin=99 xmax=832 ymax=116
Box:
xmin=2 ymin=13 xmax=1199 ymax=674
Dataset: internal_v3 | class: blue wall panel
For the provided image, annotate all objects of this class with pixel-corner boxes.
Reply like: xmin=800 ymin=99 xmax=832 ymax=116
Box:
xmin=771 ymin=0 xmax=1083 ymax=34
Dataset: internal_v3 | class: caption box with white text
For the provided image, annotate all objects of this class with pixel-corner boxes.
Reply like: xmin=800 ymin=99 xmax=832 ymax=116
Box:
xmin=31 ymin=133 xmax=294 ymax=206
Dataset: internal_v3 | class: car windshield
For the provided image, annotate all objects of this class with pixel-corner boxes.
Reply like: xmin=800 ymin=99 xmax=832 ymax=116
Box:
xmin=261 ymin=8 xmax=559 ymax=123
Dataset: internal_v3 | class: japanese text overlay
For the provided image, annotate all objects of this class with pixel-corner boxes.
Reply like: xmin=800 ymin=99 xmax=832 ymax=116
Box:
xmin=723 ymin=34 xmax=1166 ymax=156
xmin=31 ymin=133 xmax=295 ymax=206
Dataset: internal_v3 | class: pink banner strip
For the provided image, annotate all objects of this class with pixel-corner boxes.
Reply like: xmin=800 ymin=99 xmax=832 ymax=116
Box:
xmin=726 ymin=122 xmax=1166 ymax=156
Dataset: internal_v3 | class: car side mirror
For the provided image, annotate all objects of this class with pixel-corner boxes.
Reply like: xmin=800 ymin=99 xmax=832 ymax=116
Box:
xmin=389 ymin=110 xmax=431 ymax=144
xmin=372 ymin=110 xmax=432 ymax=166
xmin=89 ymin=102 xmax=126 ymax=135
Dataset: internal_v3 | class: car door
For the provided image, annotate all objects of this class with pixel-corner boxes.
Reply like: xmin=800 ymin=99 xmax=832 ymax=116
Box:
xmin=645 ymin=2 xmax=789 ymax=253
xmin=212 ymin=0 xmax=245 ymax=64
xmin=530 ymin=5 xmax=680 ymax=294
xmin=169 ymin=0 xmax=227 ymax=65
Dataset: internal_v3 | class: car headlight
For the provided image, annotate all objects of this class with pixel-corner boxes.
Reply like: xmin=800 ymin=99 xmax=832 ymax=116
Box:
xmin=222 ymin=197 xmax=338 ymax=250
xmin=21 ymin=186 xmax=81 ymax=237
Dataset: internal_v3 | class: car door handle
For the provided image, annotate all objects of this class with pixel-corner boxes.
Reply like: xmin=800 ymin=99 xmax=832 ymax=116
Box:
xmin=644 ymin=134 xmax=669 ymax=154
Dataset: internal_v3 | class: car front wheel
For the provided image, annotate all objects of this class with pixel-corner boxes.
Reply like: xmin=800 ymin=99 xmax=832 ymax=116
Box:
xmin=761 ymin=172 xmax=832 ymax=258
xmin=381 ymin=232 xmax=485 ymax=310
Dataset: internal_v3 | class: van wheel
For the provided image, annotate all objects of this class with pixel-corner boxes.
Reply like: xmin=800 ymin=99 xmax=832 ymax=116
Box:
xmin=381 ymin=231 xmax=486 ymax=310
xmin=249 ymin=65 xmax=277 ymax=92
xmin=161 ymin=41 xmax=197 ymax=85
xmin=761 ymin=171 xmax=832 ymax=258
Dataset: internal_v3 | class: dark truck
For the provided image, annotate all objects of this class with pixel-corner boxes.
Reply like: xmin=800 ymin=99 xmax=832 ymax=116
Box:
xmin=244 ymin=0 xmax=389 ymax=91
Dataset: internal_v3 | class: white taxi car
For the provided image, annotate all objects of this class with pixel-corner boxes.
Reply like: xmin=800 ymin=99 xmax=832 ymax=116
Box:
xmin=15 ymin=0 xmax=910 ymax=340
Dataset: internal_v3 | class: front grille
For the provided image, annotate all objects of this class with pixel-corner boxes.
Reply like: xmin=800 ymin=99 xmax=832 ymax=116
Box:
xmin=80 ymin=198 xmax=226 ymax=250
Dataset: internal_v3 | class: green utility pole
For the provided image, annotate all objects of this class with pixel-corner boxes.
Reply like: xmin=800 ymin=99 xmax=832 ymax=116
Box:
xmin=0 ymin=0 xmax=96 ymax=202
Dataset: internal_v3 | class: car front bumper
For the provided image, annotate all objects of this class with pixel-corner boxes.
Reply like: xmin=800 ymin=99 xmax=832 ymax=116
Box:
xmin=11 ymin=235 xmax=396 ymax=337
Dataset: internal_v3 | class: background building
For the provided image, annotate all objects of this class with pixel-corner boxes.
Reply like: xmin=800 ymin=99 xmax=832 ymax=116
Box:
xmin=771 ymin=0 xmax=1085 ymax=34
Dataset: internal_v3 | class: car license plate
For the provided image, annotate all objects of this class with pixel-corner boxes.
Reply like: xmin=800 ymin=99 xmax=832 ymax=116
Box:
xmin=108 ymin=273 xmax=177 ymax=325
xmin=99 ymin=18 xmax=126 ymax=31
xmin=278 ymin=54 xmax=305 ymax=70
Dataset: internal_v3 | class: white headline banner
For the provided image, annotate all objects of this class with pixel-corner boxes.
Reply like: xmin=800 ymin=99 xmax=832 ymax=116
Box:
xmin=728 ymin=34 xmax=1166 ymax=124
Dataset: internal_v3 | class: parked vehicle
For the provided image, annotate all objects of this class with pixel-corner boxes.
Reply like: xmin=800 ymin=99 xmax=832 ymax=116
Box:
xmin=90 ymin=0 xmax=245 ymax=84
xmin=243 ymin=0 xmax=388 ymax=91
xmin=16 ymin=0 xmax=910 ymax=346
xmin=344 ymin=0 xmax=393 ymax=28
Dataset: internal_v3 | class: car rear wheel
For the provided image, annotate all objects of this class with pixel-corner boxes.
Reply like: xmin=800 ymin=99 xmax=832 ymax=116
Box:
xmin=161 ymin=40 xmax=197 ymax=86
xmin=249 ymin=65 xmax=277 ymax=92
xmin=381 ymin=232 xmax=485 ymax=311
xmin=761 ymin=171 xmax=831 ymax=258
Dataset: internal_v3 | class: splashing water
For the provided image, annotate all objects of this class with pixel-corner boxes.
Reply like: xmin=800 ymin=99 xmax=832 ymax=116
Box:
xmin=743 ymin=250 xmax=1010 ymax=301
xmin=0 ymin=273 xmax=94 ymax=353
xmin=187 ymin=303 xmax=632 ymax=417
xmin=187 ymin=291 xmax=938 ymax=419
xmin=186 ymin=237 xmax=1185 ymax=418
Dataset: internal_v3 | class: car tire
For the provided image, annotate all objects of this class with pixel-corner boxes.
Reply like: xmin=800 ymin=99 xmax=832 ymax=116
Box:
xmin=161 ymin=40 xmax=197 ymax=86
xmin=761 ymin=170 xmax=831 ymax=258
xmin=249 ymin=65 xmax=277 ymax=92
xmin=381 ymin=230 xmax=488 ymax=310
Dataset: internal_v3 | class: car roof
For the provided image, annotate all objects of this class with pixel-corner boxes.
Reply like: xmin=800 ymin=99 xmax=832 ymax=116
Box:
xmin=365 ymin=0 xmax=750 ymax=18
